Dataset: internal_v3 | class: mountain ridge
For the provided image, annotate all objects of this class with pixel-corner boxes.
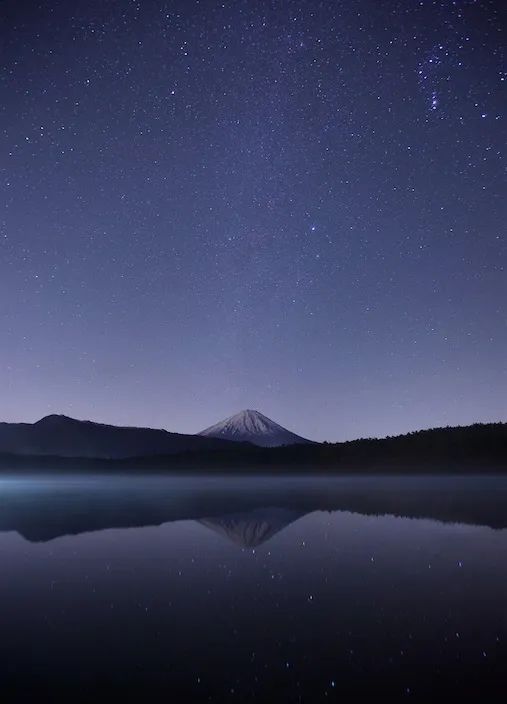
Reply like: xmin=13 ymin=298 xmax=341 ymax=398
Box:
xmin=0 ymin=415 xmax=505 ymax=469
xmin=0 ymin=414 xmax=246 ymax=459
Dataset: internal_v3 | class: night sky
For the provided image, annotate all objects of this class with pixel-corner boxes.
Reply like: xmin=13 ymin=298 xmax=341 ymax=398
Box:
xmin=1 ymin=0 xmax=505 ymax=441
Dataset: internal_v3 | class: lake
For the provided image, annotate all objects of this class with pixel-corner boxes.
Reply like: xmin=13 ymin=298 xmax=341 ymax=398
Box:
xmin=1 ymin=474 xmax=506 ymax=702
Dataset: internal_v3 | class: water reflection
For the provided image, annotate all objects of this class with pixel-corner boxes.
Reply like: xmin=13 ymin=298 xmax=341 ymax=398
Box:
xmin=199 ymin=508 xmax=305 ymax=547
xmin=1 ymin=474 xmax=506 ymax=702
xmin=1 ymin=474 xmax=507 ymax=542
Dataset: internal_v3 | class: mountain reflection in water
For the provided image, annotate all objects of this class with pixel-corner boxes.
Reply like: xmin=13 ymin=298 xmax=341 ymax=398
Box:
xmin=199 ymin=508 xmax=305 ymax=547
xmin=1 ymin=474 xmax=507 ymax=703
xmin=1 ymin=473 xmax=507 ymax=543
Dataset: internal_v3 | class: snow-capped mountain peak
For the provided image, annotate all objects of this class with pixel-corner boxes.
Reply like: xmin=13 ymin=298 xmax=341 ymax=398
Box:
xmin=198 ymin=409 xmax=312 ymax=447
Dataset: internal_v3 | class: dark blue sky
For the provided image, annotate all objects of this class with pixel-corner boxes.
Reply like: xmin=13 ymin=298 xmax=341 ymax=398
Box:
xmin=1 ymin=0 xmax=505 ymax=441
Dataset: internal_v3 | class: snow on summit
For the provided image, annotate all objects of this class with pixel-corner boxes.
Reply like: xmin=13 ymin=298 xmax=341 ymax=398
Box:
xmin=198 ymin=409 xmax=313 ymax=448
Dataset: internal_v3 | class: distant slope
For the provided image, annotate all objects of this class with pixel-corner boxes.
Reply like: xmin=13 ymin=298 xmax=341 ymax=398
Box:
xmin=198 ymin=409 xmax=313 ymax=447
xmin=0 ymin=414 xmax=242 ymax=459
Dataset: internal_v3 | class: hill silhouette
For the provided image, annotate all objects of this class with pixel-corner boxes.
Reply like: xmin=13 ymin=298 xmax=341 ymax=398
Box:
xmin=0 ymin=414 xmax=246 ymax=459
xmin=0 ymin=421 xmax=505 ymax=473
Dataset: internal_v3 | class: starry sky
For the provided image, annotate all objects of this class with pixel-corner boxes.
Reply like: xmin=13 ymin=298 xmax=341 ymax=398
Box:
xmin=1 ymin=0 xmax=505 ymax=442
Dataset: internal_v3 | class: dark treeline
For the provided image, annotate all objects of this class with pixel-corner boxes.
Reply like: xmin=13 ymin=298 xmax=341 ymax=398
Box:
xmin=155 ymin=421 xmax=507 ymax=472
xmin=0 ymin=422 xmax=505 ymax=473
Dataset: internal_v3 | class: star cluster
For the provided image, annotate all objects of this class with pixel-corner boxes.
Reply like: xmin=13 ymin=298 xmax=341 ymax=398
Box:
xmin=0 ymin=0 xmax=505 ymax=440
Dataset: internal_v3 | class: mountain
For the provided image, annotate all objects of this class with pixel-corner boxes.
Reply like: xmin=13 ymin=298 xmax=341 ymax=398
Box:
xmin=198 ymin=409 xmax=313 ymax=447
xmin=0 ymin=414 xmax=504 ymax=470
xmin=0 ymin=414 xmax=242 ymax=459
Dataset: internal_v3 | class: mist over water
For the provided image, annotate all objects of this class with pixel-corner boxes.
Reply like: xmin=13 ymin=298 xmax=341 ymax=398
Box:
xmin=1 ymin=473 xmax=507 ymax=702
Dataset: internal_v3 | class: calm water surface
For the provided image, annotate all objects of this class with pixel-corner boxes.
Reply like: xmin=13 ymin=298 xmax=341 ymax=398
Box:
xmin=1 ymin=474 xmax=507 ymax=702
